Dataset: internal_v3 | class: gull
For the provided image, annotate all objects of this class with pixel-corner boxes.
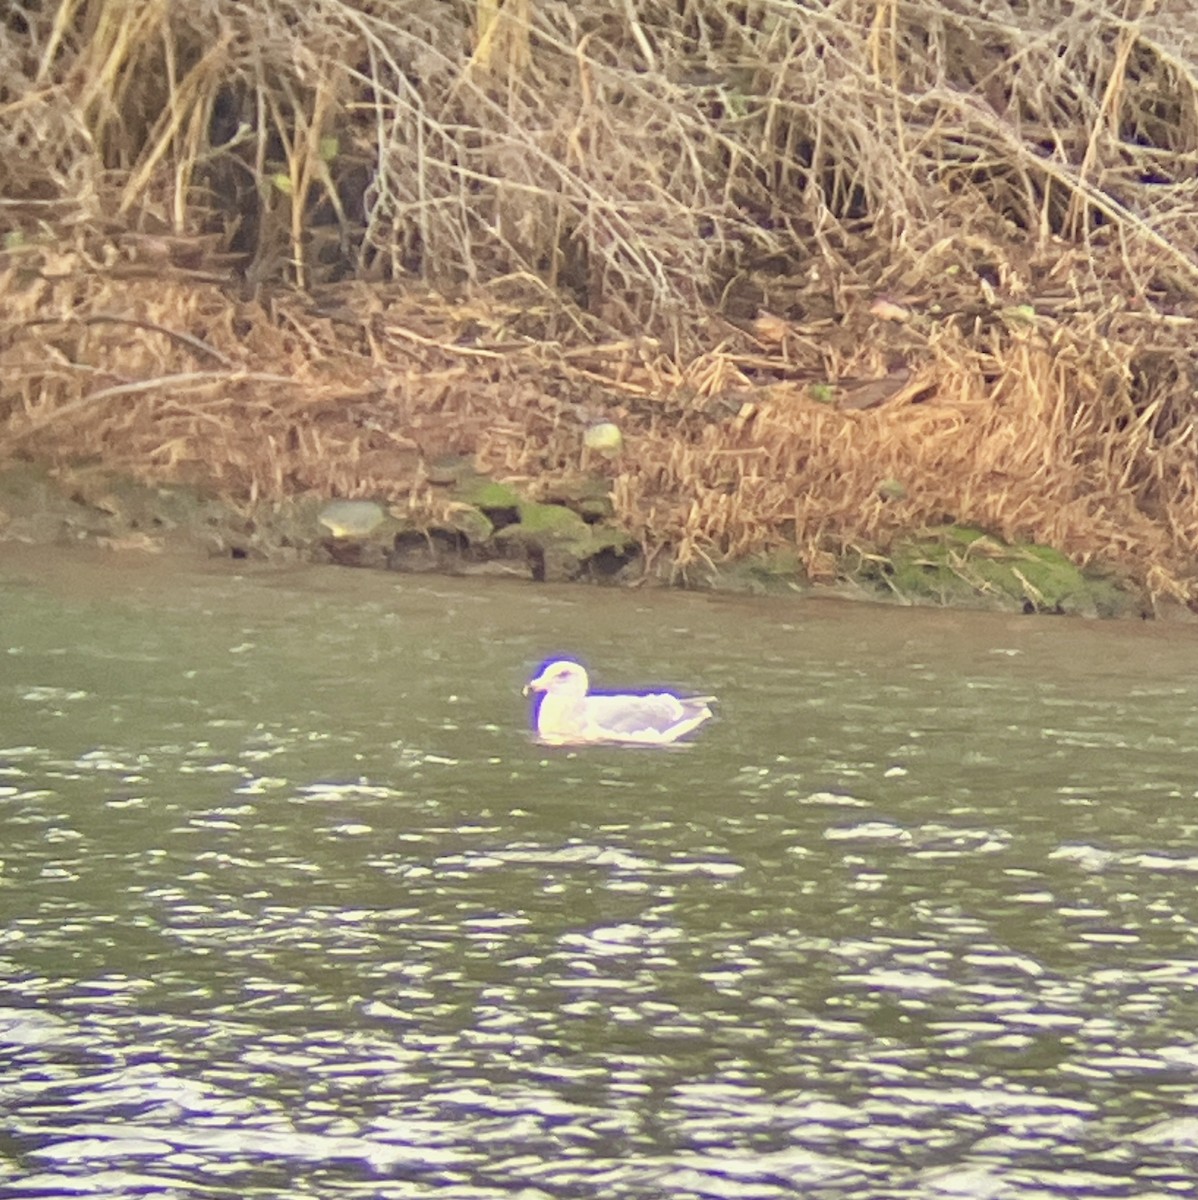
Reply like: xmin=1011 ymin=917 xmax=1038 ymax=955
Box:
xmin=523 ymin=659 xmax=715 ymax=746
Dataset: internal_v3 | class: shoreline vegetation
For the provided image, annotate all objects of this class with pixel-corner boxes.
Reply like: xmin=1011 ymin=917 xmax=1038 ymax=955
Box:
xmin=3 ymin=1 xmax=1198 ymax=616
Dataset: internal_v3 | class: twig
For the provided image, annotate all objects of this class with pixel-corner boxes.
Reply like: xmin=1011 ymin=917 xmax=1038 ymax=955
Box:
xmin=16 ymin=314 xmax=236 ymax=368
xmin=4 ymin=370 xmax=299 ymax=444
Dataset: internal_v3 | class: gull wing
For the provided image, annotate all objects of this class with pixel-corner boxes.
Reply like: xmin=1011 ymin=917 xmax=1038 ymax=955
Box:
xmin=582 ymin=691 xmax=713 ymax=743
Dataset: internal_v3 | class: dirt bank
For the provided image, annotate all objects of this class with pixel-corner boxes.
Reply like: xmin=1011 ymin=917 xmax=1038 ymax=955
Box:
xmin=0 ymin=460 xmax=1144 ymax=619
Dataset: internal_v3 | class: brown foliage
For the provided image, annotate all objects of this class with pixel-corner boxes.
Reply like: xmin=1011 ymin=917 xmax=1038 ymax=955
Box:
xmin=3 ymin=1 xmax=1198 ymax=601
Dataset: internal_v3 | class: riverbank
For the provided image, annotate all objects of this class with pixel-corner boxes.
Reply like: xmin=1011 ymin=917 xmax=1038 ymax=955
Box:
xmin=0 ymin=459 xmax=1146 ymax=618
xmin=3 ymin=2 xmax=1197 ymax=617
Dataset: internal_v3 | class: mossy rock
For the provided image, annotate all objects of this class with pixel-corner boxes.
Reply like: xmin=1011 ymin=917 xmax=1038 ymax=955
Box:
xmin=494 ymin=501 xmax=638 ymax=581
xmin=506 ymin=501 xmax=635 ymax=551
xmin=450 ymin=473 xmax=522 ymax=512
xmin=443 ymin=503 xmax=494 ymax=545
xmin=494 ymin=502 xmax=592 ymax=557
xmin=874 ymin=526 xmax=1138 ymax=616
xmin=317 ymin=499 xmax=387 ymax=538
xmin=508 ymin=501 xmax=591 ymax=540
xmin=443 ymin=472 xmax=622 ymax=543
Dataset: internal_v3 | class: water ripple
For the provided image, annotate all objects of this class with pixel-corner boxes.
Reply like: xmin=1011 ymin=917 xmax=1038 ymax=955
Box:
xmin=5 ymin=558 xmax=1198 ymax=1197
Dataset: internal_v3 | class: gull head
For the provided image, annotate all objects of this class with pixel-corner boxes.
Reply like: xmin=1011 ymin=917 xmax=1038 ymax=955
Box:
xmin=523 ymin=659 xmax=590 ymax=699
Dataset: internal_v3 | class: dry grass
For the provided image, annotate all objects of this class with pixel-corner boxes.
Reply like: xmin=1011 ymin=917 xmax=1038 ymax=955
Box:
xmin=4 ymin=0 xmax=1198 ymax=601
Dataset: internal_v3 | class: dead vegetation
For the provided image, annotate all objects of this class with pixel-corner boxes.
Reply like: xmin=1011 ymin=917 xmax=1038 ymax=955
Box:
xmin=4 ymin=0 xmax=1198 ymax=601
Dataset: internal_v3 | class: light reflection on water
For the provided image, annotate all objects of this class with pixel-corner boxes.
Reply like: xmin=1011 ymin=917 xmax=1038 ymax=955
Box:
xmin=2 ymin=546 xmax=1198 ymax=1197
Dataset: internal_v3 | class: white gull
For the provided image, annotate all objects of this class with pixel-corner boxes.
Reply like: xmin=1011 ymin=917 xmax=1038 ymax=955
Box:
xmin=523 ymin=660 xmax=715 ymax=746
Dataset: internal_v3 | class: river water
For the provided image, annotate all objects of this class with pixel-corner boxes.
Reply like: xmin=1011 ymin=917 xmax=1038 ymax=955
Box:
xmin=2 ymin=545 xmax=1198 ymax=1198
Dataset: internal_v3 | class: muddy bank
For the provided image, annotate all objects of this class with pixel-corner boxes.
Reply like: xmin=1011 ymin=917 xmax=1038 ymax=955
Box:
xmin=0 ymin=463 xmax=1147 ymax=619
xmin=5 ymin=3 xmax=1198 ymax=620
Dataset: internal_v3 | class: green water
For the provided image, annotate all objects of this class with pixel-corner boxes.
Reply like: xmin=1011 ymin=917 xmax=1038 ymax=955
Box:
xmin=2 ymin=545 xmax=1198 ymax=1197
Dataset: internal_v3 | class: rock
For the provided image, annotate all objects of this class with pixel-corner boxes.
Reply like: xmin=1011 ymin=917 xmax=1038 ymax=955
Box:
xmin=441 ymin=503 xmax=494 ymax=546
xmin=317 ymin=499 xmax=386 ymax=538
xmin=495 ymin=501 xmax=638 ymax=582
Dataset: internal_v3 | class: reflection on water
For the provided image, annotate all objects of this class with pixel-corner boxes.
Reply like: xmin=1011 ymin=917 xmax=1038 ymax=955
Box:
xmin=3 ymin=546 xmax=1198 ymax=1197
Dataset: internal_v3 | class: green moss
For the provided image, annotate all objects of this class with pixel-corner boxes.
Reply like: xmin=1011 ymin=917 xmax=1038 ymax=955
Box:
xmin=491 ymin=501 xmax=638 ymax=581
xmin=875 ymin=525 xmax=1138 ymax=615
xmin=452 ymin=476 xmax=523 ymax=510
xmin=510 ymin=501 xmax=591 ymax=538
xmin=495 ymin=500 xmax=619 ymax=554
